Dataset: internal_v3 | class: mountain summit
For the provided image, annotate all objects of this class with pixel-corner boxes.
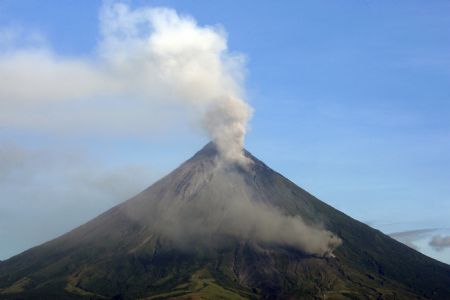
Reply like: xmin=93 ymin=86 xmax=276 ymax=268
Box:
xmin=1 ymin=143 xmax=450 ymax=299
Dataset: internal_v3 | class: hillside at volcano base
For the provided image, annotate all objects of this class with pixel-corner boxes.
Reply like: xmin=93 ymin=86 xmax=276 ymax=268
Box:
xmin=1 ymin=142 xmax=450 ymax=299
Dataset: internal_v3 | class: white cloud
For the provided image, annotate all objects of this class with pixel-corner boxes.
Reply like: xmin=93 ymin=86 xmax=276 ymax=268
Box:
xmin=0 ymin=1 xmax=257 ymax=259
xmin=0 ymin=2 xmax=252 ymax=163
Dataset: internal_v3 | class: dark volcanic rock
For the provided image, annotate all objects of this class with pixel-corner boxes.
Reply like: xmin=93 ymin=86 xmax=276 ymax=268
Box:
xmin=1 ymin=142 xmax=449 ymax=299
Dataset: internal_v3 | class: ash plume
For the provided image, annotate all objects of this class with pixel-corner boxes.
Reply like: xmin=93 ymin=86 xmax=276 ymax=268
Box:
xmin=124 ymin=146 xmax=342 ymax=256
xmin=0 ymin=2 xmax=339 ymax=256
xmin=0 ymin=2 xmax=252 ymax=164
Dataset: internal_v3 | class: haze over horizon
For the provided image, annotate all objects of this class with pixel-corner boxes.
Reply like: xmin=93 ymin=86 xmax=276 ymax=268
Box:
xmin=1 ymin=0 xmax=450 ymax=266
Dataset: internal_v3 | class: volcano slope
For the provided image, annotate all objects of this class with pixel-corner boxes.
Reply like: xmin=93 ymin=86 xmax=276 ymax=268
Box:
xmin=1 ymin=142 xmax=450 ymax=300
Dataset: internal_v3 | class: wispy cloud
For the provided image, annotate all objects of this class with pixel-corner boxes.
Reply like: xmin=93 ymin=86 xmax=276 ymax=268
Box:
xmin=429 ymin=235 xmax=450 ymax=251
xmin=389 ymin=228 xmax=437 ymax=251
xmin=0 ymin=26 xmax=46 ymax=51
xmin=0 ymin=141 xmax=155 ymax=259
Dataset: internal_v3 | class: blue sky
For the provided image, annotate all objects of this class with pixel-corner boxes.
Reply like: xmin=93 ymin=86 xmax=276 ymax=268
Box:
xmin=0 ymin=0 xmax=449 ymax=263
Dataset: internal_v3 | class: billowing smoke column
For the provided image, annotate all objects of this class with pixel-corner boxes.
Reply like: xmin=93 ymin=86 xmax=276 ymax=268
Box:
xmin=100 ymin=3 xmax=253 ymax=164
xmin=0 ymin=2 xmax=341 ymax=256
xmin=0 ymin=2 xmax=252 ymax=164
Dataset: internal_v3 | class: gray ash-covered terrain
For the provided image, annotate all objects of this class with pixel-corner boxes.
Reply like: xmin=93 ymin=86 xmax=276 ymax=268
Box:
xmin=1 ymin=142 xmax=450 ymax=299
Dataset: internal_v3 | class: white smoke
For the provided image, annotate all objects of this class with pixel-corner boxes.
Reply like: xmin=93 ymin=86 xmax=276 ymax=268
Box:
xmin=0 ymin=2 xmax=252 ymax=163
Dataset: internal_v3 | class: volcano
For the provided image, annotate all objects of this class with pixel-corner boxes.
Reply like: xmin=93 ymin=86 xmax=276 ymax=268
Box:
xmin=1 ymin=143 xmax=450 ymax=299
